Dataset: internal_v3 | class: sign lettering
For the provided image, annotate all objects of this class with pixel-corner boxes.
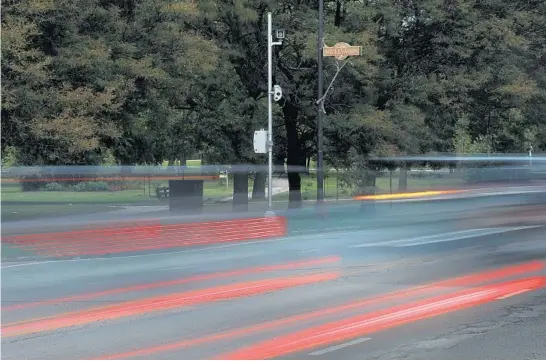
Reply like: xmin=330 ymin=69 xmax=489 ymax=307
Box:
xmin=323 ymin=42 xmax=362 ymax=61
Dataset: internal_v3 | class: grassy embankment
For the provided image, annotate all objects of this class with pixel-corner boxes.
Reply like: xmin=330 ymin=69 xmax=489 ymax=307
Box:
xmin=1 ymin=171 xmax=463 ymax=221
xmin=0 ymin=172 xmax=463 ymax=259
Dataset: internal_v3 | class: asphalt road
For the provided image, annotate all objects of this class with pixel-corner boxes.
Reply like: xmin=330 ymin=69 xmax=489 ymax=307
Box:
xmin=2 ymin=196 xmax=546 ymax=359
xmin=3 ymin=184 xmax=545 ymax=238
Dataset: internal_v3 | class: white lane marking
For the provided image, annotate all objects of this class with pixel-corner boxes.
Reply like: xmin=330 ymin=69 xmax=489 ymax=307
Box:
xmin=396 ymin=226 xmax=541 ymax=247
xmin=349 ymin=226 xmax=540 ymax=248
xmin=308 ymin=337 xmax=372 ymax=356
xmin=0 ymin=228 xmax=363 ymax=269
xmin=1 ymin=261 xmax=48 ymax=269
xmin=349 ymin=229 xmax=486 ymax=248
xmin=496 ymin=288 xmax=531 ymax=300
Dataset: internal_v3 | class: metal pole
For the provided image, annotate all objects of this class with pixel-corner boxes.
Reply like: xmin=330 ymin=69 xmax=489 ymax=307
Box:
xmin=336 ymin=168 xmax=339 ymax=201
xmin=389 ymin=169 xmax=393 ymax=194
xmin=316 ymin=0 xmax=325 ymax=204
xmin=267 ymin=12 xmax=274 ymax=211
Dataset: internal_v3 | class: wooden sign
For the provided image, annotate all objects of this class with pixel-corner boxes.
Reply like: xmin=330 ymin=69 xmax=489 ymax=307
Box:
xmin=323 ymin=42 xmax=362 ymax=61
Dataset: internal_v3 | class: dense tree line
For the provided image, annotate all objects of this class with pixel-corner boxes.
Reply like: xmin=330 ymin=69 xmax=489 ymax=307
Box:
xmin=2 ymin=0 xmax=546 ymax=207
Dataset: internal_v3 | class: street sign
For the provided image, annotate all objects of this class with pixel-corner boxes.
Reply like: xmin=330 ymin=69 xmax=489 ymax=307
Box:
xmin=323 ymin=42 xmax=361 ymax=61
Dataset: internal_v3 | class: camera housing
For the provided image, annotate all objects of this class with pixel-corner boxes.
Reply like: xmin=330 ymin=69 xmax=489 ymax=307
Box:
xmin=275 ymin=29 xmax=285 ymax=40
xmin=273 ymin=85 xmax=283 ymax=102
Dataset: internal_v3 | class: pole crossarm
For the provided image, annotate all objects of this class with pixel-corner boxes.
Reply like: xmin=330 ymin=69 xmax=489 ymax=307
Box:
xmin=316 ymin=59 xmax=349 ymax=115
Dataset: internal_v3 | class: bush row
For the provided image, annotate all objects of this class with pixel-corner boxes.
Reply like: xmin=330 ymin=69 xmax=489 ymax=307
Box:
xmin=20 ymin=177 xmax=145 ymax=192
xmin=44 ymin=181 xmax=110 ymax=192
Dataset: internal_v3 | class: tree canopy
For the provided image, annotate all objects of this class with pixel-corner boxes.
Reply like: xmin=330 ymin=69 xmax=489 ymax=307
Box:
xmin=2 ymin=0 xmax=545 ymax=206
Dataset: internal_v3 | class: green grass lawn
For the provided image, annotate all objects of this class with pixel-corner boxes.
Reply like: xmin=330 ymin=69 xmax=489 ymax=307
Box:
xmin=0 ymin=179 xmax=249 ymax=221
xmin=1 ymin=181 xmax=154 ymax=219
xmin=1 ymin=203 xmax=125 ymax=222
xmin=1 ymin=173 xmax=464 ymax=221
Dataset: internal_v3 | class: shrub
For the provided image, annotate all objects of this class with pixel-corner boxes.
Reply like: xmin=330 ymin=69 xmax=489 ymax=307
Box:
xmin=71 ymin=183 xmax=87 ymax=192
xmin=123 ymin=181 xmax=143 ymax=190
xmin=45 ymin=182 xmax=64 ymax=191
xmin=85 ymin=181 xmax=109 ymax=191
xmin=107 ymin=179 xmax=142 ymax=191
xmin=19 ymin=174 xmax=43 ymax=191
xmin=71 ymin=181 xmax=109 ymax=192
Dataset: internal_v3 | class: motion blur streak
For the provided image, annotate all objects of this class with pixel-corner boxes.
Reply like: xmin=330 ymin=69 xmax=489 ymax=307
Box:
xmin=219 ymin=277 xmax=546 ymax=360
xmin=3 ymin=175 xmax=221 ymax=183
xmin=93 ymin=260 xmax=542 ymax=360
xmin=425 ymin=260 xmax=543 ymax=287
xmin=353 ymin=190 xmax=464 ymax=201
xmin=2 ymin=256 xmax=340 ymax=311
xmin=2 ymin=272 xmax=339 ymax=337
xmin=3 ymin=216 xmax=287 ymax=257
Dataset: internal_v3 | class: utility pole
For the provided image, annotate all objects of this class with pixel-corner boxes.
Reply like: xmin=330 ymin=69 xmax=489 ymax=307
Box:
xmin=316 ymin=0 xmax=325 ymax=204
xmin=267 ymin=12 xmax=283 ymax=213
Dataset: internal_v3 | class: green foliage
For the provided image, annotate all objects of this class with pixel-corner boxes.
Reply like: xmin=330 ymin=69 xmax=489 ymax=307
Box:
xmin=2 ymin=0 xmax=220 ymax=166
xmin=44 ymin=182 xmax=64 ymax=191
xmin=101 ymin=149 xmax=118 ymax=166
xmin=71 ymin=181 xmax=109 ymax=192
xmin=1 ymin=146 xmax=20 ymax=167
xmin=18 ymin=174 xmax=44 ymax=192
xmin=454 ymin=117 xmax=494 ymax=155
xmin=2 ymin=0 xmax=546 ymax=206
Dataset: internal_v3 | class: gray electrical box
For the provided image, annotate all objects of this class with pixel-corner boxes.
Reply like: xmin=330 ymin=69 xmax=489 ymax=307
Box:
xmin=168 ymin=179 xmax=204 ymax=214
xmin=253 ymin=130 xmax=267 ymax=154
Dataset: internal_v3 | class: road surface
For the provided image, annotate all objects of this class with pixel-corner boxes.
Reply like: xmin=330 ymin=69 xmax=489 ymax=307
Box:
xmin=2 ymin=194 xmax=546 ymax=359
xmin=3 ymin=184 xmax=545 ymax=237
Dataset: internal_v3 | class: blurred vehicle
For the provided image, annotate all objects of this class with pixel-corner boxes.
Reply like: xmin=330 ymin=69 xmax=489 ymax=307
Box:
xmin=462 ymin=188 xmax=546 ymax=229
xmin=456 ymin=161 xmax=546 ymax=229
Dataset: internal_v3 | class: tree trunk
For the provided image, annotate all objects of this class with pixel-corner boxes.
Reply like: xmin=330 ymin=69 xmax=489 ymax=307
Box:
xmin=283 ymin=102 xmax=303 ymax=209
xmin=287 ymin=172 xmax=302 ymax=208
xmin=274 ymin=153 xmax=285 ymax=174
xmin=334 ymin=0 xmax=342 ymax=27
xmin=178 ymin=153 xmax=187 ymax=167
xmin=252 ymin=170 xmax=266 ymax=200
xmin=398 ymin=163 xmax=408 ymax=191
xmin=232 ymin=170 xmax=249 ymax=212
